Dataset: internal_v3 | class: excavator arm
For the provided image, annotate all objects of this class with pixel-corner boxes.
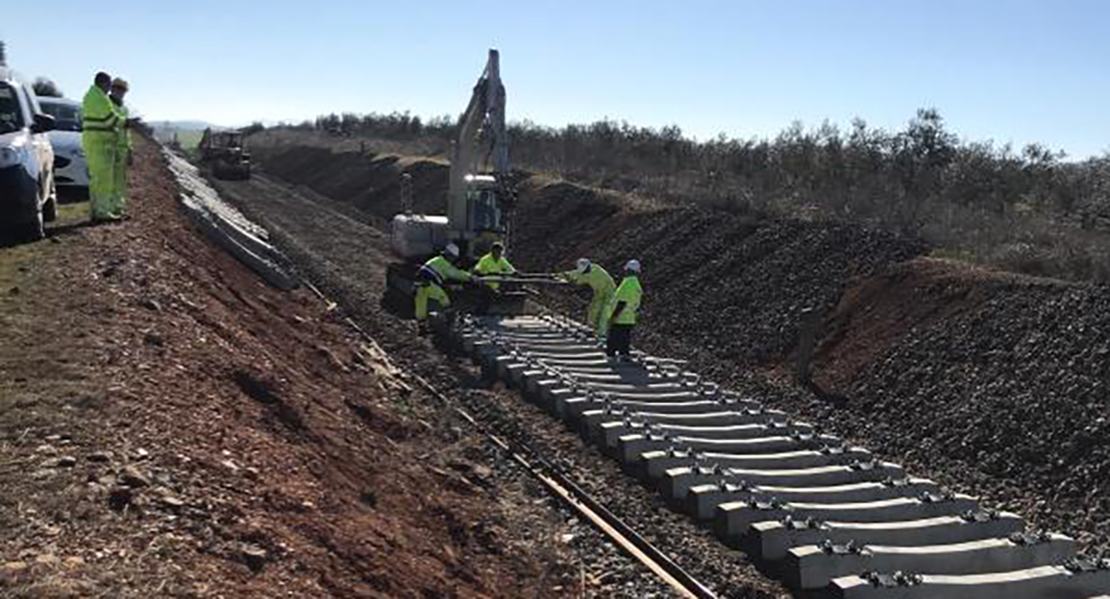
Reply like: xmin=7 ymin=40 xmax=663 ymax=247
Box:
xmin=447 ymin=49 xmax=510 ymax=235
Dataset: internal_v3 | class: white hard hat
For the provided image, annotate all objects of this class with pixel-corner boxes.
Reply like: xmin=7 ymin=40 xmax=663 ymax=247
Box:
xmin=625 ymin=259 xmax=641 ymax=273
xmin=444 ymin=243 xmax=460 ymax=258
xmin=575 ymin=258 xmax=591 ymax=274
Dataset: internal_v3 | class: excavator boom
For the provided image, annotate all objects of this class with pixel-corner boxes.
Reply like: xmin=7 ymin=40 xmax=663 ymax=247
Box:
xmin=448 ymin=49 xmax=510 ymax=236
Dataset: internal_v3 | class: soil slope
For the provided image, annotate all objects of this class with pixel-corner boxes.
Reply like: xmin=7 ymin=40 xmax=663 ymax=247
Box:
xmin=0 ymin=135 xmax=600 ymax=598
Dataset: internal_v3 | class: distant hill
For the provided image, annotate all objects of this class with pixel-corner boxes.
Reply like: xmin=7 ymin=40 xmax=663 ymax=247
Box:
xmin=148 ymin=119 xmax=220 ymax=131
xmin=150 ymin=120 xmax=220 ymax=152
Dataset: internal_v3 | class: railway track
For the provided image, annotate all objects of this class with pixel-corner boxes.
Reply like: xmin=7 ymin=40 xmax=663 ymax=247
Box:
xmin=451 ymin=312 xmax=1110 ymax=598
xmin=302 ymin=282 xmax=718 ymax=599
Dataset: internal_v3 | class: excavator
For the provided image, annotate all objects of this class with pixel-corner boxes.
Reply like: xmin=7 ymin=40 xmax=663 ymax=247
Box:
xmin=386 ymin=49 xmax=558 ymax=317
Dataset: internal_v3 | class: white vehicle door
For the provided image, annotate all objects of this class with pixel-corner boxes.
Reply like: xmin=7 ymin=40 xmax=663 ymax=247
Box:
xmin=19 ymin=83 xmax=53 ymax=189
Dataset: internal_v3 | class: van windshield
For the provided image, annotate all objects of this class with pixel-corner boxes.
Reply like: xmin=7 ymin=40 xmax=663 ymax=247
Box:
xmin=0 ymin=84 xmax=24 ymax=134
xmin=40 ymin=100 xmax=81 ymax=132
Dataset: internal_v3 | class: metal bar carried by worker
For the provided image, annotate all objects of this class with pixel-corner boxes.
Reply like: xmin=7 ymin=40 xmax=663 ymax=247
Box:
xmin=475 ymin=275 xmax=568 ymax=285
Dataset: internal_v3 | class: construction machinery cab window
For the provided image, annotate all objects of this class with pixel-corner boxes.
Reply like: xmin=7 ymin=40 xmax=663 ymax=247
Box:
xmin=470 ymin=188 xmax=501 ymax=231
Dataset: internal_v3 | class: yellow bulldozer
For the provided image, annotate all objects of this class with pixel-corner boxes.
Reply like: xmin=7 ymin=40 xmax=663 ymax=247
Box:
xmin=198 ymin=128 xmax=251 ymax=180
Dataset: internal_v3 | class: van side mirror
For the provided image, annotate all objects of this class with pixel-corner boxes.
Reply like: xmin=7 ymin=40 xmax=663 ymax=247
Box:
xmin=31 ymin=113 xmax=56 ymax=134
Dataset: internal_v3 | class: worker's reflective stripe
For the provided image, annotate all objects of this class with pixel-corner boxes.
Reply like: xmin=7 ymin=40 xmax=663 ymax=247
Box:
xmin=83 ymin=108 xmax=120 ymax=124
xmin=84 ymin=116 xmax=119 ymax=129
xmin=418 ymin=264 xmax=445 ymax=287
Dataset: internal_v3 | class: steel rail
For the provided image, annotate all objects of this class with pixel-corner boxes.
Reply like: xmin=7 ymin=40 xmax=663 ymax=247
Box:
xmin=302 ymin=281 xmax=717 ymax=599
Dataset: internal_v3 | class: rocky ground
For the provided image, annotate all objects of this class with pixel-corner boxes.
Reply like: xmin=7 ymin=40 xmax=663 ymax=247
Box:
xmin=512 ymin=173 xmax=1110 ymax=555
xmin=515 ymin=171 xmax=1110 ymax=557
xmin=245 ymin=132 xmax=1110 ymax=559
xmin=12 ymin=127 xmax=1105 ymax=599
xmin=0 ymin=135 xmax=685 ymax=598
xmin=807 ymin=259 xmax=1110 ymax=550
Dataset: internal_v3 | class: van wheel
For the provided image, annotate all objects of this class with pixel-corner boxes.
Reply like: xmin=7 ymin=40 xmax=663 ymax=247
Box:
xmin=23 ymin=185 xmax=46 ymax=241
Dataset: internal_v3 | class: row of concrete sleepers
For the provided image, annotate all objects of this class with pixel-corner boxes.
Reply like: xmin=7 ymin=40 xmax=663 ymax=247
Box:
xmin=453 ymin=314 xmax=1110 ymax=599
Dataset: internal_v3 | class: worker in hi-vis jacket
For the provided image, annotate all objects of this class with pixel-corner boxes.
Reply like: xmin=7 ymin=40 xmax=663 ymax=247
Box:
xmin=414 ymin=243 xmax=471 ymax=334
xmin=604 ymin=259 xmax=643 ymax=358
xmin=108 ymin=78 xmax=132 ymax=214
xmin=473 ymin=241 xmax=515 ymax=291
xmin=472 ymin=241 xmax=515 ymax=314
xmin=81 ymin=72 xmax=123 ymax=222
xmin=559 ymin=258 xmax=616 ymax=337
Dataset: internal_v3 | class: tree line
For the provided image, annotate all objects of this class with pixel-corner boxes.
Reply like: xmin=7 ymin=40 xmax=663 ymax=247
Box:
xmin=276 ymin=109 xmax=1110 ymax=282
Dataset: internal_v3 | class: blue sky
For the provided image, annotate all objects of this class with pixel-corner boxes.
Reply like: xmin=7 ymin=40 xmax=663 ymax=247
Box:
xmin=3 ymin=0 xmax=1108 ymax=158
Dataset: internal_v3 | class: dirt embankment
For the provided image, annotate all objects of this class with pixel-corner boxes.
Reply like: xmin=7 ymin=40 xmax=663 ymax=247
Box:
xmin=813 ymin=261 xmax=1110 ymax=542
xmin=246 ymin=133 xmax=1110 ymax=551
xmin=247 ymin=129 xmax=447 ymax=226
xmin=0 ymin=135 xmax=590 ymax=598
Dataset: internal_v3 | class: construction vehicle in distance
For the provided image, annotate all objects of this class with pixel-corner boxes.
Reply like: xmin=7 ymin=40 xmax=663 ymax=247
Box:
xmin=387 ymin=49 xmax=555 ymax=317
xmin=198 ymin=128 xmax=251 ymax=180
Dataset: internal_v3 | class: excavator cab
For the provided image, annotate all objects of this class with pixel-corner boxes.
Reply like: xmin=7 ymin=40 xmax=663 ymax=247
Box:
xmin=465 ymin=175 xmax=504 ymax=243
xmin=389 ymin=174 xmax=506 ymax=264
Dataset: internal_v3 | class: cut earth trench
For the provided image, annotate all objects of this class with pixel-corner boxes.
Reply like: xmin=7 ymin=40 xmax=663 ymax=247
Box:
xmin=211 ymin=170 xmax=789 ymax=598
xmin=240 ymin=130 xmax=1110 ymax=558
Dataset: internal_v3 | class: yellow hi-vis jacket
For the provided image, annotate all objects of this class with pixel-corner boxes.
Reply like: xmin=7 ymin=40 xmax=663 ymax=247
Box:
xmin=563 ymin=264 xmax=615 ymax=296
xmin=473 ymin=253 xmax=515 ymax=290
xmin=608 ymin=275 xmax=642 ymax=326
xmin=81 ymin=85 xmax=121 ymax=145
xmin=114 ymin=102 xmax=132 ymax=153
xmin=418 ymin=255 xmax=472 ymax=287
